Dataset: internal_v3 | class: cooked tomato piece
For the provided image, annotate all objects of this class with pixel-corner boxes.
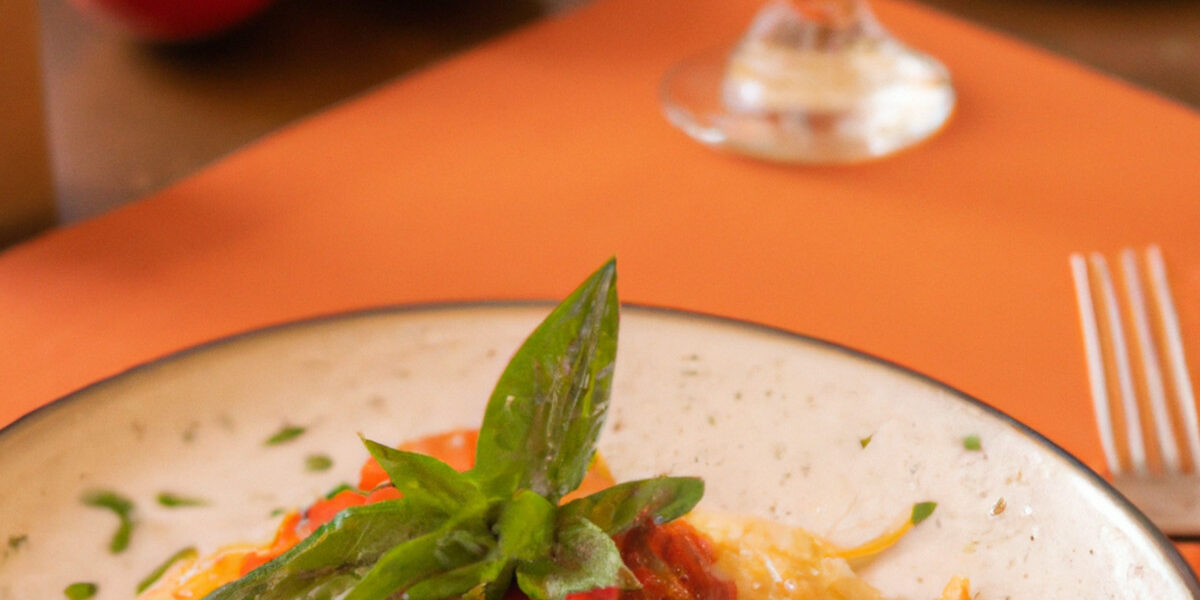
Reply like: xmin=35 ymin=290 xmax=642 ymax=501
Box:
xmin=616 ymin=521 xmax=736 ymax=600
xmin=301 ymin=489 xmax=368 ymax=534
xmin=239 ymin=511 xmax=303 ymax=575
xmin=364 ymin=484 xmax=403 ymax=503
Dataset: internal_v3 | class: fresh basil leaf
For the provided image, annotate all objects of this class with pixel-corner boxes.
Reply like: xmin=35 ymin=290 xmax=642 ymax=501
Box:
xmin=403 ymin=555 xmax=508 ymax=600
xmin=484 ymin=563 xmax=518 ymax=600
xmin=223 ymin=571 xmax=361 ymax=600
xmin=362 ymin=437 xmax=483 ymax=512
xmin=343 ymin=514 xmax=496 ymax=600
xmin=496 ymin=490 xmax=556 ymax=561
xmin=516 ymin=517 xmax=639 ymax=600
xmin=283 ymin=573 xmax=361 ymax=600
xmin=137 ymin=546 xmax=197 ymax=593
xmin=205 ymin=499 xmax=445 ymax=600
xmin=558 ymin=477 xmax=703 ymax=535
xmin=473 ymin=259 xmax=619 ymax=503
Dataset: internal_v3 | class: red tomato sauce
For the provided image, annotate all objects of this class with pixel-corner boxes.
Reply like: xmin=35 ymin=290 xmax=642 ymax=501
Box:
xmin=617 ymin=521 xmax=737 ymax=600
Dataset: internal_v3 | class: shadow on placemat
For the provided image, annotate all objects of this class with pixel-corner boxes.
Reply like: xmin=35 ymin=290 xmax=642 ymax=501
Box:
xmin=40 ymin=0 xmax=586 ymax=227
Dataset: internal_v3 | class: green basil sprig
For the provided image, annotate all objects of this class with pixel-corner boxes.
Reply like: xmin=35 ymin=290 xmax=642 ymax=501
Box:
xmin=205 ymin=260 xmax=703 ymax=600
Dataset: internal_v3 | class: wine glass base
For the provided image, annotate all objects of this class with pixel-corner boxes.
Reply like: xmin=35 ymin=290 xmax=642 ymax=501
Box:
xmin=661 ymin=46 xmax=955 ymax=164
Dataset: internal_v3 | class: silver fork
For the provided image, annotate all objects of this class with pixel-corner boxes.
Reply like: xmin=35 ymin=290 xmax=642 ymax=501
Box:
xmin=1070 ymin=245 xmax=1200 ymax=537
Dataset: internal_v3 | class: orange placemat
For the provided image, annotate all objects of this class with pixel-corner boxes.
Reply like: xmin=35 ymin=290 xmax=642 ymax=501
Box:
xmin=2 ymin=0 xmax=1199 ymax=571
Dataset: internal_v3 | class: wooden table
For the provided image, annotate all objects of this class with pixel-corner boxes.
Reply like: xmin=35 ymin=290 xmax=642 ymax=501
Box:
xmin=36 ymin=0 xmax=1200 ymax=231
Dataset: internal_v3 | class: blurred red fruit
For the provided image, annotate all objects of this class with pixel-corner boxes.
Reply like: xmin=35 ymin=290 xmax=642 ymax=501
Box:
xmin=70 ymin=0 xmax=276 ymax=41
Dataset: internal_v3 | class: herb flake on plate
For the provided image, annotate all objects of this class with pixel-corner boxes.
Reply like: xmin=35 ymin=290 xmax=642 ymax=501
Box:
xmin=81 ymin=490 xmax=135 ymax=553
xmin=157 ymin=492 xmax=208 ymax=508
xmin=265 ymin=425 xmax=306 ymax=446
xmin=305 ymin=454 xmax=334 ymax=472
xmin=911 ymin=501 xmax=937 ymax=525
xmin=64 ymin=582 xmax=98 ymax=600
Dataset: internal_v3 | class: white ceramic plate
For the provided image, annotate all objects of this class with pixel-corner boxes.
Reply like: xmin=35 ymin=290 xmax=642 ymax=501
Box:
xmin=1 ymin=304 xmax=1197 ymax=599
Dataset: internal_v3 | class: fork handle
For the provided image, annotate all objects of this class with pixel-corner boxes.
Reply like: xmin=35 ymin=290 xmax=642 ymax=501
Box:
xmin=1114 ymin=475 xmax=1200 ymax=538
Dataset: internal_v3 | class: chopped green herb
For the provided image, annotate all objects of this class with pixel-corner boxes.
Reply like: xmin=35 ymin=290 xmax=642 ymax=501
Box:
xmin=911 ymin=501 xmax=938 ymax=525
xmin=306 ymin=454 xmax=334 ymax=472
xmin=82 ymin=489 xmax=133 ymax=513
xmin=269 ymin=508 xmax=287 ymax=517
xmin=82 ymin=490 xmax=135 ymax=553
xmin=265 ymin=425 xmax=306 ymax=445
xmin=859 ymin=435 xmax=873 ymax=448
xmin=963 ymin=435 xmax=982 ymax=451
xmin=157 ymin=492 xmax=208 ymax=508
xmin=137 ymin=547 xmax=198 ymax=593
xmin=64 ymin=582 xmax=98 ymax=600
xmin=7 ymin=534 xmax=27 ymax=551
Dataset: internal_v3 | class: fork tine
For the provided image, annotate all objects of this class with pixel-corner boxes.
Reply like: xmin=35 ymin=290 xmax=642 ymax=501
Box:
xmin=1146 ymin=245 xmax=1200 ymax=469
xmin=1071 ymin=253 xmax=1122 ymax=475
xmin=1091 ymin=252 xmax=1150 ymax=475
xmin=1119 ymin=248 xmax=1181 ymax=474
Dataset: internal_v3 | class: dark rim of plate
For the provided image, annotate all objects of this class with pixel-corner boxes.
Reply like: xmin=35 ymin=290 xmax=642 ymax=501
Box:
xmin=1 ymin=300 xmax=1197 ymax=594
